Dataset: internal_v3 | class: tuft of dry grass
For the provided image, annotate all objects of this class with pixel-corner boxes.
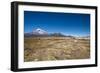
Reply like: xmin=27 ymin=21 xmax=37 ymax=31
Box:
xmin=24 ymin=37 xmax=90 ymax=62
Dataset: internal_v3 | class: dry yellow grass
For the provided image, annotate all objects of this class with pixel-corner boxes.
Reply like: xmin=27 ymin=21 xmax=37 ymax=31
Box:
xmin=24 ymin=37 xmax=90 ymax=62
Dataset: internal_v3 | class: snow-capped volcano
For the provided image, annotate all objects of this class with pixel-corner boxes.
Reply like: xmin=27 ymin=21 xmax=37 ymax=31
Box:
xmin=24 ymin=28 xmax=66 ymax=37
xmin=33 ymin=28 xmax=48 ymax=35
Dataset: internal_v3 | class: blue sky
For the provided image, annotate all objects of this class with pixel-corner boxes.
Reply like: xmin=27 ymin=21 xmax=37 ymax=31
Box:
xmin=24 ymin=11 xmax=90 ymax=37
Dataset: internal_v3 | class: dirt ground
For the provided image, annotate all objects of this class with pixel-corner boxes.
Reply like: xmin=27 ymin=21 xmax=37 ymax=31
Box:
xmin=24 ymin=37 xmax=90 ymax=62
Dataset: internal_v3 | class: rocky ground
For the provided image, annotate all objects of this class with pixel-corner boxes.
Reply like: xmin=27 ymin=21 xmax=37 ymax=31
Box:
xmin=24 ymin=37 xmax=90 ymax=62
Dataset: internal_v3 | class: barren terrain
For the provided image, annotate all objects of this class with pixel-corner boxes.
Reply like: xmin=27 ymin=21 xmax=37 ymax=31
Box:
xmin=24 ymin=37 xmax=90 ymax=62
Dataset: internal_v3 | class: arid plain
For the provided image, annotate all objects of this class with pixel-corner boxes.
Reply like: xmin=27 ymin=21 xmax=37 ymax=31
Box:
xmin=24 ymin=37 xmax=90 ymax=62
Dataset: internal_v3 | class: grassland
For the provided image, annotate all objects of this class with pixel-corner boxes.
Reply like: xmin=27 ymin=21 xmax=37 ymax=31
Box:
xmin=24 ymin=37 xmax=90 ymax=62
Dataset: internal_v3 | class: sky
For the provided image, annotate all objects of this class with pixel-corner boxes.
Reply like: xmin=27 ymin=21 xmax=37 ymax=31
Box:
xmin=24 ymin=11 xmax=90 ymax=37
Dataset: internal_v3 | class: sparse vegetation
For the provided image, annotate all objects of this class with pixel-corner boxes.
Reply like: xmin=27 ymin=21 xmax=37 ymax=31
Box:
xmin=24 ymin=37 xmax=90 ymax=62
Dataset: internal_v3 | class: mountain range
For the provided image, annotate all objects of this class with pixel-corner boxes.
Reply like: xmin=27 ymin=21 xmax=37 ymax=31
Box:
xmin=24 ymin=28 xmax=67 ymax=37
xmin=24 ymin=28 xmax=90 ymax=39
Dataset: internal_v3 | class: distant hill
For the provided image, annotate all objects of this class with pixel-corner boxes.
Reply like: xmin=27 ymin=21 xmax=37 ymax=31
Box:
xmin=49 ymin=33 xmax=66 ymax=37
xmin=24 ymin=28 xmax=67 ymax=37
xmin=24 ymin=28 xmax=89 ymax=39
